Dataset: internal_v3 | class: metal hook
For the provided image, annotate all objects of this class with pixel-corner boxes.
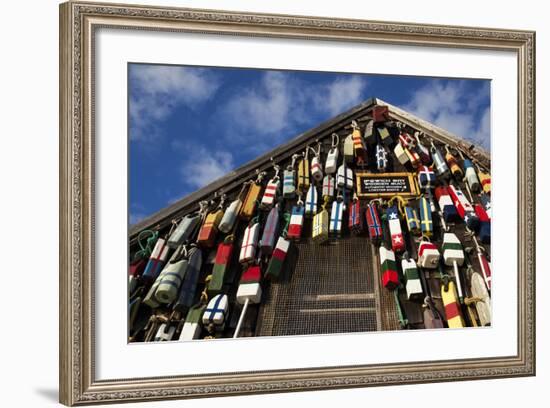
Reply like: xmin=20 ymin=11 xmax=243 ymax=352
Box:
xmin=273 ymin=163 xmax=281 ymax=179
xmin=331 ymin=133 xmax=339 ymax=148
xmin=218 ymin=193 xmax=227 ymax=209
xmin=199 ymin=200 xmax=209 ymax=215
xmin=256 ymin=170 xmax=267 ymax=183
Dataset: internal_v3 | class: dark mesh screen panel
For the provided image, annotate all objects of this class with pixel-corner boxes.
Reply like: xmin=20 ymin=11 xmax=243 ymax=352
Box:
xmin=257 ymin=236 xmax=399 ymax=336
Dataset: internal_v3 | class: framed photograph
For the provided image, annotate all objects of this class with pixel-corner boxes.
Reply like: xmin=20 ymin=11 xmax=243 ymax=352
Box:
xmin=59 ymin=1 xmax=535 ymax=405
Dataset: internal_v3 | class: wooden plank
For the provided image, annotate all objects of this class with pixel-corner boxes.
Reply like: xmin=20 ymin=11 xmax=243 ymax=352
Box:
xmin=303 ymin=293 xmax=376 ymax=301
xmin=298 ymin=307 xmax=378 ymax=313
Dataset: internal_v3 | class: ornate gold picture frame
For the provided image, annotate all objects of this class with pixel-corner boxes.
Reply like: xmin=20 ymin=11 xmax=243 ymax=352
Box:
xmin=59 ymin=1 xmax=535 ymax=405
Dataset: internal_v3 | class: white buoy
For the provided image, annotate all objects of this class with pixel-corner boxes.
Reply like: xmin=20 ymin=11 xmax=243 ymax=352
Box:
xmin=442 ymin=233 xmax=465 ymax=303
xmin=233 ymin=265 xmax=262 ymax=338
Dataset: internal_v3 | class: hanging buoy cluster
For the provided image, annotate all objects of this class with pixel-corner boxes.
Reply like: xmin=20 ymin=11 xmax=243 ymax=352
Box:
xmin=128 ymin=105 xmax=491 ymax=342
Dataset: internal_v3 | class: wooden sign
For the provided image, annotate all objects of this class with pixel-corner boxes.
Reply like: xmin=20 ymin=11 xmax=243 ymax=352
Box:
xmin=356 ymin=172 xmax=419 ymax=198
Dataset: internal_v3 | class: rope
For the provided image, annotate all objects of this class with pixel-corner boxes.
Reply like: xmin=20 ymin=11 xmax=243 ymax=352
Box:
xmin=389 ymin=195 xmax=407 ymax=217
xmin=255 ymin=170 xmax=267 ymax=183
xmin=272 ymin=163 xmax=281 ymax=181
xmin=217 ymin=193 xmax=227 ymax=209
xmin=249 ymin=215 xmax=259 ymax=227
xmin=199 ymin=275 xmax=213 ymax=305
xmin=438 ymin=261 xmax=450 ymax=292
xmin=308 ymin=145 xmax=318 ymax=159
xmin=322 ymin=195 xmax=330 ymax=211
xmin=134 ymin=230 xmax=159 ymax=260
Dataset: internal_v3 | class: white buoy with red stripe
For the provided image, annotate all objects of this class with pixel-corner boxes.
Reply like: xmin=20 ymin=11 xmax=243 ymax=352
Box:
xmin=239 ymin=221 xmax=259 ymax=264
xmin=418 ymin=240 xmax=440 ymax=269
xmin=310 ymin=143 xmax=323 ymax=182
xmin=448 ymin=184 xmax=479 ymax=229
xmin=287 ymin=200 xmax=305 ymax=240
xmin=322 ymin=174 xmax=335 ymax=200
xmin=399 ymin=131 xmax=415 ymax=149
xmin=386 ymin=205 xmax=405 ymax=253
xmin=434 ymin=185 xmax=459 ymax=222
xmin=234 ymin=265 xmax=262 ymax=338
xmin=260 ymin=164 xmax=280 ymax=210
xmin=141 ymin=237 xmax=170 ymax=284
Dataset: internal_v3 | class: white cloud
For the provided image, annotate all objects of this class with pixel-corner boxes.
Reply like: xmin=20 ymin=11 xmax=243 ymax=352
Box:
xmin=129 ymin=65 xmax=220 ymax=143
xmin=221 ymin=72 xmax=368 ymax=142
xmin=222 ymin=71 xmax=292 ymax=136
xmin=178 ymin=144 xmax=235 ymax=190
xmin=325 ymin=76 xmax=368 ymax=116
xmin=403 ymin=81 xmax=490 ymax=149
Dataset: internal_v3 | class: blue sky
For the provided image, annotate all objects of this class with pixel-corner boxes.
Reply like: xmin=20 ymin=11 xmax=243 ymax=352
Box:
xmin=129 ymin=63 xmax=490 ymax=225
